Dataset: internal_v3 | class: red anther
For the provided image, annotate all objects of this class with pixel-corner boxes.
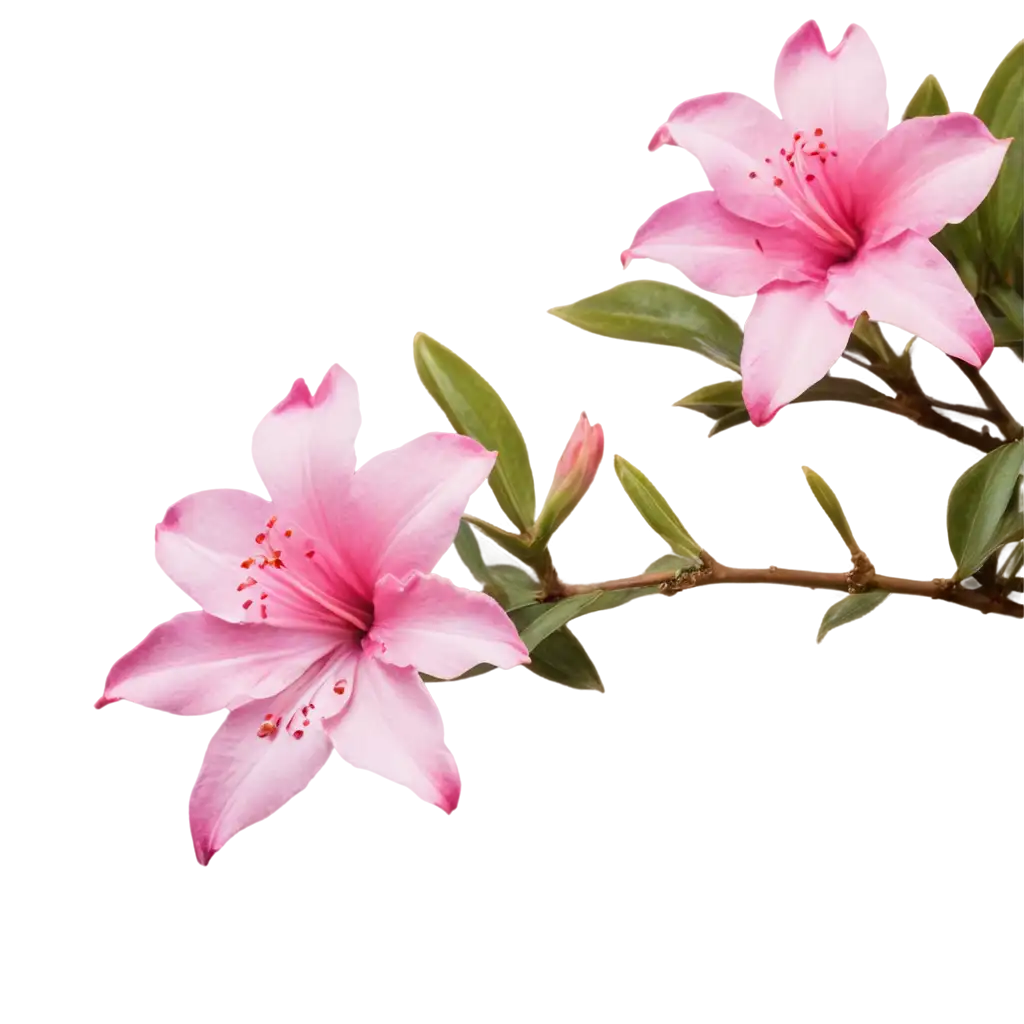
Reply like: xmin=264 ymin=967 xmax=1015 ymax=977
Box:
xmin=276 ymin=716 xmax=282 ymax=727
xmin=748 ymin=171 xmax=757 ymax=179
xmin=257 ymin=721 xmax=277 ymax=738
xmin=284 ymin=529 xmax=293 ymax=538
xmin=240 ymin=558 xmax=255 ymax=569
xmin=818 ymin=142 xmax=826 ymax=150
xmin=814 ymin=127 xmax=823 ymax=136
xmin=779 ymin=148 xmax=786 ymax=156
xmin=272 ymin=550 xmax=282 ymax=559
xmin=293 ymin=730 xmax=304 ymax=739
xmin=260 ymin=604 xmax=268 ymax=619
xmin=302 ymin=719 xmax=310 ymax=727
xmin=805 ymin=174 xmax=816 ymax=182
xmin=764 ymin=157 xmax=772 ymax=164
xmin=271 ymin=558 xmax=284 ymax=568
xmin=819 ymin=155 xmax=827 ymax=163
xmin=255 ymin=532 xmax=266 ymax=544
xmin=264 ymin=713 xmax=274 ymax=721
xmin=830 ymin=150 xmax=838 ymax=157
xmin=260 ymin=592 xmax=268 ymax=600
xmin=333 ymin=683 xmax=346 ymax=695
xmin=237 ymin=576 xmax=257 ymax=591
xmin=308 ymin=702 xmax=315 ymax=710
xmin=773 ymin=177 xmax=784 ymax=187
xmin=305 ymin=550 xmax=315 ymax=558
xmin=793 ymin=132 xmax=802 ymax=141
xmin=266 ymin=516 xmax=277 ymax=529
xmin=242 ymin=599 xmax=253 ymax=610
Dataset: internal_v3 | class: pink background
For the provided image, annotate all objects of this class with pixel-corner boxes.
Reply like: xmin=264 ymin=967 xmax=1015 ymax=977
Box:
xmin=6 ymin=9 xmax=1024 ymax=1024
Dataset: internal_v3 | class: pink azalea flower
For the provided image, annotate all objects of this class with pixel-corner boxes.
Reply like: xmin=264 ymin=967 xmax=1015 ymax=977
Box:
xmin=622 ymin=21 xmax=1011 ymax=425
xmin=98 ymin=366 xmax=529 ymax=864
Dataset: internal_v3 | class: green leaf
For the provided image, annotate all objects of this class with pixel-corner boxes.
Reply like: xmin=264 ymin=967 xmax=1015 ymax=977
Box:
xmin=453 ymin=519 xmax=489 ymax=584
xmin=947 ymin=440 xmax=1024 ymax=579
xmin=462 ymin=515 xmax=536 ymax=563
xmin=515 ymin=619 xmax=604 ymax=691
xmin=817 ymin=591 xmax=889 ymax=643
xmin=584 ymin=554 xmax=695 ymax=614
xmin=966 ymin=38 xmax=1024 ymax=126
xmin=902 ymin=75 xmax=950 ymax=119
xmin=549 ymin=281 xmax=743 ymax=372
xmin=516 ymin=594 xmax=603 ymax=652
xmin=613 ymin=455 xmax=703 ymax=561
xmin=987 ymin=284 xmax=1024 ymax=335
xmin=975 ymin=42 xmax=1024 ymax=262
xmin=673 ymin=380 xmax=744 ymax=419
xmin=708 ymin=407 xmax=752 ymax=437
xmin=491 ymin=577 xmax=540 ymax=606
xmin=414 ymin=332 xmax=535 ymax=530
xmin=986 ymin=311 xmax=1023 ymax=347
xmin=802 ymin=466 xmax=859 ymax=552
xmin=989 ymin=483 xmax=1024 ymax=551
xmin=998 ymin=540 xmax=1023 ymax=581
xmin=454 ymin=520 xmax=540 ymax=610
xmin=974 ymin=138 xmax=1024 ymax=266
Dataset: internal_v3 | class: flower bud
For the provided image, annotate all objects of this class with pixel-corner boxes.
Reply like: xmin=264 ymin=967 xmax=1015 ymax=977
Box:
xmin=533 ymin=413 xmax=604 ymax=544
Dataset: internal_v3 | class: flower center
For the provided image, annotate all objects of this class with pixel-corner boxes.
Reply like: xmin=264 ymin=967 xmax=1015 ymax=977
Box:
xmin=749 ymin=128 xmax=860 ymax=255
xmin=233 ymin=514 xmax=371 ymax=632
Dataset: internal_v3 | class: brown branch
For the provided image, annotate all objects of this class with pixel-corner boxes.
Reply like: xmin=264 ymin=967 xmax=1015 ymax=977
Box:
xmin=557 ymin=551 xmax=1022 ymax=619
xmin=956 ymin=361 xmax=1023 ymax=442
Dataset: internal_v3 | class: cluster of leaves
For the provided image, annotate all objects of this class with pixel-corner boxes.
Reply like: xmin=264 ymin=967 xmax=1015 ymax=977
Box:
xmin=415 ymin=333 xmax=695 ymax=690
xmin=811 ymin=442 xmax=1023 ymax=640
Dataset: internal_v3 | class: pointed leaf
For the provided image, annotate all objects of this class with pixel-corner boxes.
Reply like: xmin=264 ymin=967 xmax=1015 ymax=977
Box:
xmin=453 ymin=519 xmax=489 ymax=584
xmin=802 ymin=466 xmax=859 ymax=553
xmin=674 ymin=380 xmax=744 ymax=419
xmin=817 ymin=591 xmax=889 ymax=643
xmin=708 ymin=407 xmax=752 ymax=436
xmin=947 ymin=440 xmax=1024 ymax=579
xmin=462 ymin=515 xmax=536 ymax=563
xmin=989 ymin=488 xmax=1024 ymax=552
xmin=414 ymin=333 xmax=535 ymax=530
xmin=516 ymin=594 xmax=603 ymax=652
xmin=613 ymin=455 xmax=703 ymax=561
xmin=987 ymin=284 xmax=1024 ymax=336
xmin=514 ymin=619 xmax=603 ymax=691
xmin=970 ymin=37 xmax=1019 ymax=126
xmin=902 ymin=75 xmax=950 ymax=120
xmin=549 ymin=281 xmax=743 ymax=372
xmin=974 ymin=42 xmax=1024 ymax=262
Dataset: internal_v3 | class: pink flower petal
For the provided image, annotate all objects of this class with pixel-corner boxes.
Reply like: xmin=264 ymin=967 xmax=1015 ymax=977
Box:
xmin=155 ymin=489 xmax=366 ymax=631
xmin=370 ymin=572 xmax=529 ymax=679
xmin=251 ymin=365 xmax=361 ymax=546
xmin=825 ymin=232 xmax=993 ymax=367
xmin=652 ymin=92 xmax=788 ymax=226
xmin=99 ymin=612 xmax=338 ymax=715
xmin=189 ymin=696 xmax=333 ymax=864
xmin=775 ymin=22 xmax=888 ymax=172
xmin=854 ymin=114 xmax=1011 ymax=247
xmin=741 ymin=281 xmax=855 ymax=425
xmin=323 ymin=656 xmax=460 ymax=813
xmin=622 ymin=191 xmax=831 ymax=296
xmin=339 ymin=433 xmax=495 ymax=589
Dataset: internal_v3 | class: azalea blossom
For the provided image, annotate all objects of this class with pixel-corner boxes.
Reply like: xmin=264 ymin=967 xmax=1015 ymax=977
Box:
xmin=99 ymin=366 xmax=529 ymax=864
xmin=622 ymin=21 xmax=1010 ymax=425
